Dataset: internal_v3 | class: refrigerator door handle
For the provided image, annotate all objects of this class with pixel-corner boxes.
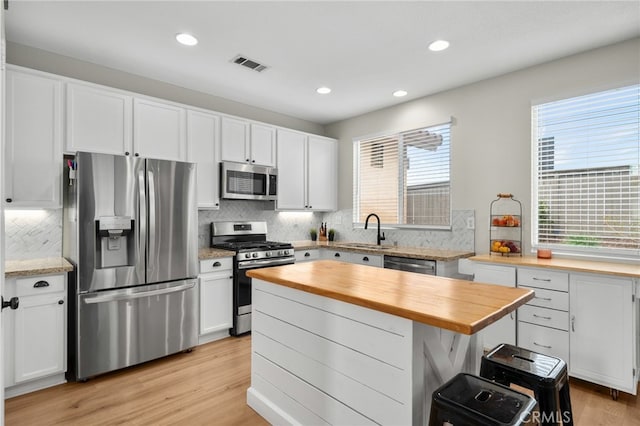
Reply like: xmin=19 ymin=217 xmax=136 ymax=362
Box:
xmin=148 ymin=170 xmax=157 ymax=268
xmin=138 ymin=169 xmax=147 ymax=265
xmin=83 ymin=281 xmax=196 ymax=304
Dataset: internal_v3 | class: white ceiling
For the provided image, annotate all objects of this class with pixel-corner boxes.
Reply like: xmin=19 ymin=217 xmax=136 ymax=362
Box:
xmin=5 ymin=1 xmax=640 ymax=125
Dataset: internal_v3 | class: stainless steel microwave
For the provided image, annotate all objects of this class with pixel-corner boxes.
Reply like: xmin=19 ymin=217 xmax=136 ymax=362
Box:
xmin=220 ymin=161 xmax=277 ymax=201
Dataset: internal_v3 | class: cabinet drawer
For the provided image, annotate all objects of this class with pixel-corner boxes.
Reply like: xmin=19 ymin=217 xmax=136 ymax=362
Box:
xmin=518 ymin=321 xmax=569 ymax=364
xmin=517 ymin=268 xmax=568 ymax=291
xmin=200 ymin=257 xmax=233 ymax=273
xmin=351 ymin=254 xmax=383 ymax=268
xmin=16 ymin=274 xmax=64 ymax=297
xmin=295 ymin=249 xmax=320 ymax=262
xmin=518 ymin=305 xmax=568 ymax=331
xmin=519 ymin=286 xmax=569 ymax=311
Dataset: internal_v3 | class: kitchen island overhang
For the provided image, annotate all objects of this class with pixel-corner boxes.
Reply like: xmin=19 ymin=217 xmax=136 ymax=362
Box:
xmin=246 ymin=260 xmax=534 ymax=425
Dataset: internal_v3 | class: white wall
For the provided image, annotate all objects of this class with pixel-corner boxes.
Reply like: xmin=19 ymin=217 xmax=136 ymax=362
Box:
xmin=6 ymin=42 xmax=324 ymax=136
xmin=325 ymin=38 xmax=640 ymax=255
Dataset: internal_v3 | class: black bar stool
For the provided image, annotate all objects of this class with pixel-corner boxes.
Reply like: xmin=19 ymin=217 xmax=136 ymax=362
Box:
xmin=429 ymin=372 xmax=536 ymax=426
xmin=480 ymin=343 xmax=573 ymax=426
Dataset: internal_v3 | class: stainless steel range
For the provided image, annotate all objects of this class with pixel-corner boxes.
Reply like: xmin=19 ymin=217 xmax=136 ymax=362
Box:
xmin=211 ymin=221 xmax=294 ymax=336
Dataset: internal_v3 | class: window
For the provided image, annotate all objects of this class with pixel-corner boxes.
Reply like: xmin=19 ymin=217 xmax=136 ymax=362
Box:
xmin=532 ymin=84 xmax=640 ymax=258
xmin=353 ymin=122 xmax=451 ymax=228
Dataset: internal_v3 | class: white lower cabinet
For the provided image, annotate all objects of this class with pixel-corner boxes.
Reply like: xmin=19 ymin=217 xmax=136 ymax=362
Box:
xmin=199 ymin=258 xmax=233 ymax=344
xmin=294 ymin=249 xmax=320 ymax=263
xmin=473 ymin=263 xmax=516 ymax=351
xmin=320 ymin=249 xmax=382 ymax=267
xmin=518 ymin=321 xmax=569 ymax=364
xmin=516 ymin=267 xmax=570 ymax=364
xmin=4 ymin=274 xmax=67 ymax=398
xmin=569 ymin=273 xmax=637 ymax=395
xmin=349 ymin=253 xmax=383 ymax=268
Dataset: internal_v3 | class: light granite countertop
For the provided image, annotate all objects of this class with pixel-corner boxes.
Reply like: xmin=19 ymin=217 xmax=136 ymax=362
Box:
xmin=5 ymin=257 xmax=74 ymax=278
xmin=290 ymin=240 xmax=474 ymax=262
xmin=470 ymin=254 xmax=640 ymax=278
xmin=198 ymin=247 xmax=236 ymax=260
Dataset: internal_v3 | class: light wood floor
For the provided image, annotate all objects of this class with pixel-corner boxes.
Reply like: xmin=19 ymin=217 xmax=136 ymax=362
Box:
xmin=5 ymin=335 xmax=640 ymax=425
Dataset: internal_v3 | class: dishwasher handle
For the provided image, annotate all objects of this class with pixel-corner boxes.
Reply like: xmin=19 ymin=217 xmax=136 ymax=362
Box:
xmin=384 ymin=258 xmax=436 ymax=275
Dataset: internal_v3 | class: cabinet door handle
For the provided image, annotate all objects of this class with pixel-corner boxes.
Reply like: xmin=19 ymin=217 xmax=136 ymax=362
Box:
xmin=34 ymin=280 xmax=50 ymax=288
xmin=212 ymin=261 xmax=222 ymax=267
xmin=58 ymin=300 xmax=64 ymax=305
xmin=533 ymin=313 xmax=551 ymax=320
xmin=362 ymin=256 xmax=369 ymax=262
xmin=571 ymin=315 xmax=575 ymax=332
xmin=334 ymin=253 xmax=340 ymax=257
xmin=246 ymin=158 xmax=250 ymax=162
xmin=532 ymin=277 xmax=551 ymax=282
xmin=229 ymin=276 xmax=233 ymax=279
xmin=534 ymin=296 xmax=552 ymax=301
xmin=533 ymin=341 xmax=552 ymax=349
xmin=304 ymin=252 xmax=311 ymax=257
xmin=125 ymin=151 xmax=130 ymax=156
xmin=5 ymin=198 xmax=12 ymax=203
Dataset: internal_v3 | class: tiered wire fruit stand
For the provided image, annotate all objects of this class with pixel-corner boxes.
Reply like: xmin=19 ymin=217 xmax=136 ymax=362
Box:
xmin=490 ymin=193 xmax=522 ymax=256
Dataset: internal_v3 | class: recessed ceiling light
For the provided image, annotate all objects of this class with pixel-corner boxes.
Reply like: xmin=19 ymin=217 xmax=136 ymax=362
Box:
xmin=393 ymin=90 xmax=408 ymax=97
xmin=428 ymin=40 xmax=450 ymax=52
xmin=316 ymin=87 xmax=332 ymax=94
xmin=176 ymin=33 xmax=198 ymax=46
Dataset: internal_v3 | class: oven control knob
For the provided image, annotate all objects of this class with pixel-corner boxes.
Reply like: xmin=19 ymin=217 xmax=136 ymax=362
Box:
xmin=252 ymin=252 xmax=259 ymax=258
xmin=283 ymin=250 xmax=290 ymax=255
xmin=277 ymin=250 xmax=283 ymax=256
xmin=244 ymin=253 xmax=251 ymax=259
xmin=265 ymin=251 xmax=272 ymax=257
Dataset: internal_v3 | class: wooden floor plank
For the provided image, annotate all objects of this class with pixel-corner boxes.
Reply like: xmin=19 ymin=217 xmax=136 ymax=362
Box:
xmin=5 ymin=335 xmax=639 ymax=425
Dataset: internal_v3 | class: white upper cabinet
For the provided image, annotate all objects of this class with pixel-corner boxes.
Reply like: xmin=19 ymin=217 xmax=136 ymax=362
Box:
xmin=220 ymin=116 xmax=248 ymax=163
xmin=220 ymin=117 xmax=276 ymax=167
xmin=249 ymin=123 xmax=276 ymax=167
xmin=187 ymin=109 xmax=220 ymax=209
xmin=276 ymin=129 xmax=306 ymax=209
xmin=66 ymin=82 xmax=133 ymax=155
xmin=276 ymin=129 xmax=337 ymax=211
xmin=307 ymin=136 xmax=337 ymax=211
xmin=133 ymin=98 xmax=186 ymax=161
xmin=4 ymin=69 xmax=62 ymax=208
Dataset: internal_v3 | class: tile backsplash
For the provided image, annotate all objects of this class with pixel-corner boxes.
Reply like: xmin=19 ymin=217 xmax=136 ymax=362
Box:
xmin=5 ymin=209 xmax=63 ymax=260
xmin=4 ymin=202 xmax=475 ymax=260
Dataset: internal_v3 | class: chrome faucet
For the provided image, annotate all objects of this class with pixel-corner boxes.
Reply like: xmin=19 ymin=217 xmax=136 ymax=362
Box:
xmin=364 ymin=213 xmax=386 ymax=245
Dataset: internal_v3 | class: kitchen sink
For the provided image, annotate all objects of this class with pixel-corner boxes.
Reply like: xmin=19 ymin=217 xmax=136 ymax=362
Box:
xmin=336 ymin=243 xmax=394 ymax=250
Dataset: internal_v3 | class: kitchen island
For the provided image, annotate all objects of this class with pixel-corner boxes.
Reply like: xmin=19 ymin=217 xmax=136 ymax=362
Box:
xmin=246 ymin=260 xmax=534 ymax=425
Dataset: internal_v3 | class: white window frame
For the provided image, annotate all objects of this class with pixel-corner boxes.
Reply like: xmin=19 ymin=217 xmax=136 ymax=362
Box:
xmin=531 ymin=84 xmax=640 ymax=261
xmin=353 ymin=121 xmax=452 ymax=230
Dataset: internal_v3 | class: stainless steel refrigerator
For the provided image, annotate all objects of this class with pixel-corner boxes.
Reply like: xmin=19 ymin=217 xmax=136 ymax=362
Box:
xmin=63 ymin=152 xmax=199 ymax=381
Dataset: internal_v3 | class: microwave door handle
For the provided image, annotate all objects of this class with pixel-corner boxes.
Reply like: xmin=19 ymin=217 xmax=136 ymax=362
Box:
xmin=148 ymin=170 xmax=157 ymax=269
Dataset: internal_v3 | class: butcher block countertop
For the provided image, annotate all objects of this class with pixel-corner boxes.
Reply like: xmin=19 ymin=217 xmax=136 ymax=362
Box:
xmin=198 ymin=247 xmax=236 ymax=260
xmin=5 ymin=257 xmax=74 ymax=278
xmin=470 ymin=254 xmax=640 ymax=278
xmin=291 ymin=240 xmax=474 ymax=261
xmin=248 ymin=260 xmax=534 ymax=335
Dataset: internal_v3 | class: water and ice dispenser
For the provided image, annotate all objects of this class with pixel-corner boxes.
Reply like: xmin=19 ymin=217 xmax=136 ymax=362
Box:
xmin=96 ymin=216 xmax=134 ymax=268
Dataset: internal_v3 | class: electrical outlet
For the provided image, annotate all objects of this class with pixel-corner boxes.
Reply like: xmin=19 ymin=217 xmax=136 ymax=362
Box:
xmin=466 ymin=217 xmax=475 ymax=230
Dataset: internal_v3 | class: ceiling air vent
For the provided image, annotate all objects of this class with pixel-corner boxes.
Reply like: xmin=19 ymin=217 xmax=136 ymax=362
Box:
xmin=231 ymin=55 xmax=268 ymax=72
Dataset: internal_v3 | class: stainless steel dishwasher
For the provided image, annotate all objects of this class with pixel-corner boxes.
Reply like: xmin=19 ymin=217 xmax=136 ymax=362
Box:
xmin=383 ymin=255 xmax=436 ymax=275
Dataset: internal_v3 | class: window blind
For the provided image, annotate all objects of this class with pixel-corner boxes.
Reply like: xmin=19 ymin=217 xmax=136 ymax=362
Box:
xmin=353 ymin=122 xmax=451 ymax=228
xmin=532 ymin=84 xmax=640 ymax=257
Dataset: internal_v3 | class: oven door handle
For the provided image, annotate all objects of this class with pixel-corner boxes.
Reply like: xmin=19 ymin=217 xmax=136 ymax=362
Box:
xmin=237 ymin=257 xmax=295 ymax=269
